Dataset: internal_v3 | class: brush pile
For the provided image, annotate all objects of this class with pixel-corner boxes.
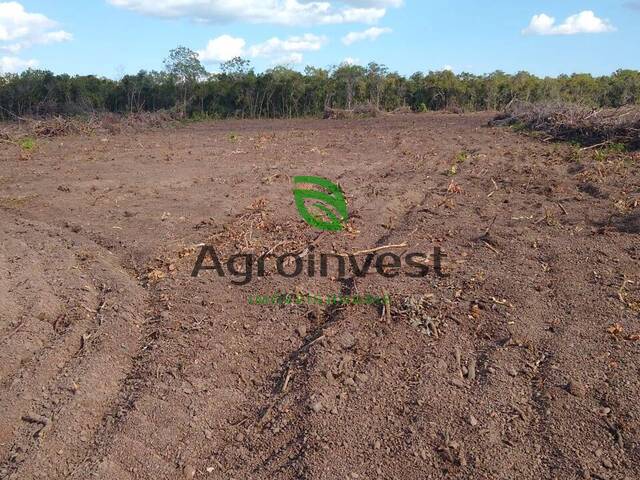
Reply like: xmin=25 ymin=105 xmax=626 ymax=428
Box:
xmin=30 ymin=116 xmax=96 ymax=137
xmin=390 ymin=106 xmax=412 ymax=115
xmin=324 ymin=102 xmax=383 ymax=120
xmin=0 ymin=110 xmax=180 ymax=140
xmin=492 ymin=100 xmax=640 ymax=149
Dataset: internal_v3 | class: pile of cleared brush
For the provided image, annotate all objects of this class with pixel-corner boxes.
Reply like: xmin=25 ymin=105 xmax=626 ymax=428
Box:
xmin=390 ymin=106 xmax=412 ymax=115
xmin=323 ymin=102 xmax=383 ymax=119
xmin=98 ymin=111 xmax=179 ymax=134
xmin=0 ymin=110 xmax=180 ymax=140
xmin=31 ymin=116 xmax=97 ymax=137
xmin=492 ymin=100 xmax=640 ymax=149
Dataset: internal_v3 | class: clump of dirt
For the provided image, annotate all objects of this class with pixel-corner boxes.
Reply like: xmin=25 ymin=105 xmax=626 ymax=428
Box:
xmin=578 ymin=181 xmax=607 ymax=198
xmin=613 ymin=211 xmax=640 ymax=233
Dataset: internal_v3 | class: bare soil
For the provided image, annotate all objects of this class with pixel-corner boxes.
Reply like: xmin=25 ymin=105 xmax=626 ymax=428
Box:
xmin=1 ymin=113 xmax=639 ymax=480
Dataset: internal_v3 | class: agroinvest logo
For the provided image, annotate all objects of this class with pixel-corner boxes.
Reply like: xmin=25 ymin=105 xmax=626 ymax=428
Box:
xmin=292 ymin=176 xmax=348 ymax=232
xmin=191 ymin=175 xmax=445 ymax=284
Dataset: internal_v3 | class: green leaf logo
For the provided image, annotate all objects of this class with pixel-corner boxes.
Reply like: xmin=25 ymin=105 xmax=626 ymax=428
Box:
xmin=292 ymin=176 xmax=348 ymax=231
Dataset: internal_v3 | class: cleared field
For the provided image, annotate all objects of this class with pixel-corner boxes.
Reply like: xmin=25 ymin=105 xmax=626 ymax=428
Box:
xmin=1 ymin=113 xmax=639 ymax=479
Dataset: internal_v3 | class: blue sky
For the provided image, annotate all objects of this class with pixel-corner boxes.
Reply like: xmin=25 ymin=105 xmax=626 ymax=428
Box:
xmin=1 ymin=1 xmax=639 ymax=78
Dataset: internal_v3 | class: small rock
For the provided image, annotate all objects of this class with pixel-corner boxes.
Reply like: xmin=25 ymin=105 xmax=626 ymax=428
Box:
xmin=373 ymin=440 xmax=381 ymax=449
xmin=204 ymin=429 xmax=213 ymax=440
xmin=469 ymin=414 xmax=478 ymax=426
xmin=311 ymin=401 xmax=323 ymax=413
xmin=338 ymin=332 xmax=356 ymax=350
xmin=235 ymin=432 xmax=244 ymax=443
xmin=324 ymin=370 xmax=335 ymax=384
xmin=296 ymin=325 xmax=307 ymax=337
xmin=507 ymin=366 xmax=518 ymax=377
xmin=467 ymin=359 xmax=476 ymax=381
xmin=450 ymin=378 xmax=465 ymax=388
xmin=183 ymin=465 xmax=196 ymax=478
xmin=567 ymin=380 xmax=586 ymax=398
xmin=602 ymin=458 xmax=613 ymax=469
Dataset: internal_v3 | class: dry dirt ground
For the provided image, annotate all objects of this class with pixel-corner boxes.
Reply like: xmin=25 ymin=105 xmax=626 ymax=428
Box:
xmin=1 ymin=113 xmax=639 ymax=480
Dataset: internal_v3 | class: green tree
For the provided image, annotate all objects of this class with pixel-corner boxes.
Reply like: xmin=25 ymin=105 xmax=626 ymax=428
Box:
xmin=1 ymin=57 xmax=640 ymax=121
xmin=163 ymin=46 xmax=207 ymax=115
xmin=332 ymin=63 xmax=366 ymax=109
xmin=220 ymin=57 xmax=251 ymax=78
xmin=365 ymin=62 xmax=389 ymax=108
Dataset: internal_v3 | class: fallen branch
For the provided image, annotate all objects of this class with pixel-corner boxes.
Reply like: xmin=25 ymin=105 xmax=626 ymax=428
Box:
xmin=338 ymin=242 xmax=408 ymax=257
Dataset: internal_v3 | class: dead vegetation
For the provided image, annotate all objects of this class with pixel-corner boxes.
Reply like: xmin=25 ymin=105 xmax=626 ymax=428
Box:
xmin=323 ymin=102 xmax=384 ymax=119
xmin=400 ymin=294 xmax=441 ymax=337
xmin=491 ymin=100 xmax=640 ymax=149
xmin=0 ymin=110 xmax=180 ymax=142
xmin=391 ymin=105 xmax=412 ymax=114
xmin=323 ymin=103 xmax=417 ymax=119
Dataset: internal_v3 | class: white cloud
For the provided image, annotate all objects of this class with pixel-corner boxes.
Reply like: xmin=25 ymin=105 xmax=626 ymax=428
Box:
xmin=342 ymin=56 xmax=360 ymax=65
xmin=341 ymin=26 xmax=391 ymax=45
xmin=0 ymin=2 xmax=72 ymax=53
xmin=107 ymin=0 xmax=389 ymax=26
xmin=40 ymin=30 xmax=72 ymax=44
xmin=0 ymin=55 xmax=37 ymax=72
xmin=249 ymin=33 xmax=326 ymax=58
xmin=320 ymin=7 xmax=385 ymax=24
xmin=523 ymin=10 xmax=615 ymax=35
xmin=198 ymin=34 xmax=246 ymax=62
xmin=442 ymin=65 xmax=452 ymax=71
xmin=270 ymin=52 xmax=303 ymax=65
xmin=199 ymin=33 xmax=326 ymax=66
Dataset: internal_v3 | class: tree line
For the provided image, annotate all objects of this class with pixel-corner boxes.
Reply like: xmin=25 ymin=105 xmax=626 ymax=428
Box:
xmin=1 ymin=47 xmax=639 ymax=121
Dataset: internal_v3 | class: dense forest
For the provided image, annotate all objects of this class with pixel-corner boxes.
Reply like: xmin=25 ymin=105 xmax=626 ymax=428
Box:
xmin=1 ymin=47 xmax=639 ymax=120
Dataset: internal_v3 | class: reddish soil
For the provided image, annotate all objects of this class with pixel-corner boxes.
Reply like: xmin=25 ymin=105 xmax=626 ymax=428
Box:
xmin=1 ymin=113 xmax=639 ymax=480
